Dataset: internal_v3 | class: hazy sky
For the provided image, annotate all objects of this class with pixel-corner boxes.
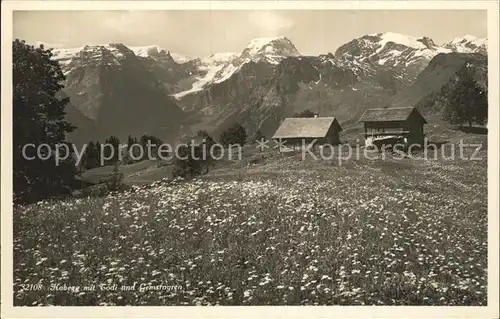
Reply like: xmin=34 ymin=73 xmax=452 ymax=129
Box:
xmin=13 ymin=10 xmax=487 ymax=57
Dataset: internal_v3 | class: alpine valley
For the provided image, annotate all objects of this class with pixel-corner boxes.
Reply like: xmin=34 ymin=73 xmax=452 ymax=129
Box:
xmin=47 ymin=32 xmax=488 ymax=145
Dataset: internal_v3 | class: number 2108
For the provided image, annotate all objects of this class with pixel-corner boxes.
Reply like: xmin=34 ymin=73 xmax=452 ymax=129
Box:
xmin=20 ymin=284 xmax=43 ymax=291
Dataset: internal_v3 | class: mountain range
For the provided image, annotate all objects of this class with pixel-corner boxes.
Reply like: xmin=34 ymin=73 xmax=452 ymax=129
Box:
xmin=46 ymin=33 xmax=488 ymax=144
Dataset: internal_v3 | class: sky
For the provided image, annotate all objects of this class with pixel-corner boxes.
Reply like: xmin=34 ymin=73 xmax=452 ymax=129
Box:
xmin=13 ymin=10 xmax=487 ymax=57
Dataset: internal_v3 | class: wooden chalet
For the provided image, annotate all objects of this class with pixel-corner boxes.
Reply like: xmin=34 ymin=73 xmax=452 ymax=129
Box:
xmin=272 ymin=116 xmax=343 ymax=149
xmin=359 ymin=107 xmax=427 ymax=147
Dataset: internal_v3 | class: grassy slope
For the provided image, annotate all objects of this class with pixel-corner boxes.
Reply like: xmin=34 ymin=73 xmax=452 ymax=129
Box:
xmin=80 ymin=121 xmax=486 ymax=186
xmin=82 ymin=160 xmax=174 ymax=186
xmin=13 ymin=124 xmax=488 ymax=306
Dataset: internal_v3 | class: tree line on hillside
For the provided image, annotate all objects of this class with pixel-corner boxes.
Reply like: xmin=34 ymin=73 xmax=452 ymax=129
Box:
xmin=80 ymin=134 xmax=165 ymax=170
xmin=173 ymin=125 xmax=259 ymax=179
xmin=12 ymin=39 xmax=488 ymax=203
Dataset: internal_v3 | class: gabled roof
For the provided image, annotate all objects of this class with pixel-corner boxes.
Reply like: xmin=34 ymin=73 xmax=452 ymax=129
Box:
xmin=272 ymin=117 xmax=342 ymax=139
xmin=359 ymin=107 xmax=427 ymax=123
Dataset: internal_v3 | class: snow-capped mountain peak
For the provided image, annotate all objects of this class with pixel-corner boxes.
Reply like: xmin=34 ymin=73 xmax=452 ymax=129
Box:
xmin=451 ymin=34 xmax=484 ymax=44
xmin=51 ymin=44 xmax=137 ymax=75
xmin=171 ymin=52 xmax=237 ymax=99
xmin=127 ymin=45 xmax=192 ymax=63
xmin=50 ymin=43 xmax=191 ymax=68
xmin=173 ymin=36 xmax=301 ymax=99
xmin=336 ymin=32 xmax=457 ymax=72
xmin=337 ymin=32 xmax=442 ymax=61
xmin=369 ymin=32 xmax=430 ymax=51
xmin=128 ymin=45 xmax=163 ymax=57
xmin=214 ymin=36 xmax=300 ymax=83
xmin=241 ymin=36 xmax=301 ymax=59
xmin=199 ymin=52 xmax=238 ymax=65
xmin=50 ymin=46 xmax=87 ymax=66
xmin=443 ymin=35 xmax=487 ymax=54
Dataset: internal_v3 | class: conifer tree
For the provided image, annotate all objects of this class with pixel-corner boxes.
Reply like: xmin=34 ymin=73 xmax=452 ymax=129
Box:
xmin=13 ymin=40 xmax=77 ymax=202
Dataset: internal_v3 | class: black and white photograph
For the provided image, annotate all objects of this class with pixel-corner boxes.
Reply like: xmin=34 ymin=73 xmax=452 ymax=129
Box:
xmin=1 ymin=1 xmax=499 ymax=318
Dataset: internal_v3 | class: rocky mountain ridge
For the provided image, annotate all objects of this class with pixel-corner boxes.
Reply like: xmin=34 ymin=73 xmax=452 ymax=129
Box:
xmin=46 ymin=32 xmax=487 ymax=143
xmin=53 ymin=43 xmax=185 ymax=144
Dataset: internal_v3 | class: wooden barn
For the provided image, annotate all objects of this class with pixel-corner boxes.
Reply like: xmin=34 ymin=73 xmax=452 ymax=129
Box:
xmin=272 ymin=116 xmax=343 ymax=149
xmin=359 ymin=107 xmax=427 ymax=147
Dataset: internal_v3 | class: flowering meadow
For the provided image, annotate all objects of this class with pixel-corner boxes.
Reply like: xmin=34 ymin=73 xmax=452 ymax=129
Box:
xmin=13 ymin=142 xmax=487 ymax=306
